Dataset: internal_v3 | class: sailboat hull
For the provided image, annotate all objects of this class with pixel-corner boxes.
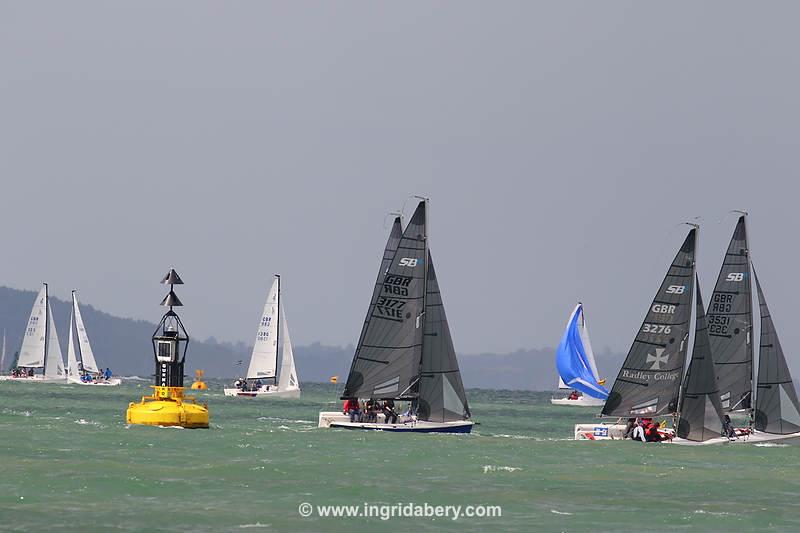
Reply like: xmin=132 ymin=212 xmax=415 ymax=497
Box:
xmin=223 ymin=386 xmax=301 ymax=398
xmin=318 ymin=411 xmax=473 ymax=433
xmin=67 ymin=377 xmax=122 ymax=386
xmin=551 ymin=396 xmax=605 ymax=407
xmin=0 ymin=375 xmax=65 ymax=383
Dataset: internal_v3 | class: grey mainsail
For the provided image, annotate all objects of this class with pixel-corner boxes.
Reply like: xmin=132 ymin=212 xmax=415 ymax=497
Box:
xmin=708 ymin=216 xmax=753 ymax=412
xmin=342 ymin=216 xmax=403 ymax=398
xmin=417 ymin=254 xmax=470 ymax=422
xmin=677 ymin=277 xmax=725 ymax=441
xmin=602 ymin=229 xmax=696 ymax=417
xmin=754 ymin=270 xmax=800 ymax=434
xmin=342 ymin=203 xmax=427 ymax=399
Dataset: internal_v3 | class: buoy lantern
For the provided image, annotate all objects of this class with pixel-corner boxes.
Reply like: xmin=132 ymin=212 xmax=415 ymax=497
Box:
xmin=126 ymin=269 xmax=209 ymax=428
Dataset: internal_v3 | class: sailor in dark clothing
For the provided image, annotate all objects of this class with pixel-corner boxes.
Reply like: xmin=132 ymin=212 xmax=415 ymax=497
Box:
xmin=623 ymin=418 xmax=637 ymax=439
xmin=382 ymin=399 xmax=398 ymax=424
xmin=644 ymin=420 xmax=663 ymax=442
xmin=722 ymin=414 xmax=736 ymax=438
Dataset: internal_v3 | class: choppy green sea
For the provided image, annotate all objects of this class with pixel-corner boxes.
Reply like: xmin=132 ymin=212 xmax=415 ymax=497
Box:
xmin=1 ymin=380 xmax=798 ymax=532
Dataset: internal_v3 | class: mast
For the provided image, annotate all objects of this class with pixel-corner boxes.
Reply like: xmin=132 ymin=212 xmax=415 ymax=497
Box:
xmin=675 ymin=222 xmax=699 ymax=426
xmin=275 ymin=274 xmax=281 ymax=386
xmin=1 ymin=329 xmax=5 ymax=372
xmin=739 ymin=210 xmax=756 ymax=421
xmin=72 ymin=291 xmax=81 ymax=372
xmin=415 ymin=196 xmax=430 ymax=399
xmin=43 ymin=283 xmax=49 ymax=376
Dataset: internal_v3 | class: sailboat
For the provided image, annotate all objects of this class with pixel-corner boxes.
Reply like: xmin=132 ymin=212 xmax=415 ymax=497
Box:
xmin=66 ymin=291 xmax=121 ymax=386
xmin=551 ymin=303 xmax=608 ymax=407
xmin=705 ymin=214 xmax=800 ymax=444
xmin=223 ymin=274 xmax=301 ymax=398
xmin=574 ymin=226 xmax=728 ymax=443
xmin=0 ymin=284 xmax=65 ymax=382
xmin=318 ymin=200 xmax=473 ymax=433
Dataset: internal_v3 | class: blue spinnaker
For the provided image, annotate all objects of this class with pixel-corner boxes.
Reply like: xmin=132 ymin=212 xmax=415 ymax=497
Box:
xmin=555 ymin=304 xmax=609 ymax=399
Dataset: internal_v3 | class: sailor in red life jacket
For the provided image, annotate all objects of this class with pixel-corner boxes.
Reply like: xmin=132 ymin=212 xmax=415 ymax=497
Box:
xmin=343 ymin=399 xmax=362 ymax=423
xmin=644 ymin=419 xmax=664 ymax=442
xmin=568 ymin=390 xmax=580 ymax=400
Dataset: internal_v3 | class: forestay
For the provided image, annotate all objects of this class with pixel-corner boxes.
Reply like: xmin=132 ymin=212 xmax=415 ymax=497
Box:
xmin=602 ymin=229 xmax=696 ymax=417
xmin=754 ymin=270 xmax=800 ymax=434
xmin=708 ymin=216 xmax=754 ymax=412
xmin=677 ymin=278 xmax=725 ymax=441
xmin=342 ymin=203 xmax=427 ymax=400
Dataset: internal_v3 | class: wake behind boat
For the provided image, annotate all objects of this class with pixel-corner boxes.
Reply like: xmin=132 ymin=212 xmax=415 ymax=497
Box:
xmin=66 ymin=291 xmax=121 ymax=386
xmin=223 ymin=274 xmax=301 ymax=399
xmin=0 ymin=284 xmax=65 ymax=383
xmin=551 ymin=303 xmax=608 ymax=407
xmin=318 ymin=199 xmax=473 ymax=434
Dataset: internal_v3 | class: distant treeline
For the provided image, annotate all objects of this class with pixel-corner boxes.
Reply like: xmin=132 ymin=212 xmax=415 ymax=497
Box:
xmin=0 ymin=286 xmax=624 ymax=390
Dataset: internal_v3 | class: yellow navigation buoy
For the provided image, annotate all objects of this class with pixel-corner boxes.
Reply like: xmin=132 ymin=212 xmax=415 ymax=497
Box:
xmin=191 ymin=369 xmax=208 ymax=390
xmin=126 ymin=269 xmax=209 ymax=429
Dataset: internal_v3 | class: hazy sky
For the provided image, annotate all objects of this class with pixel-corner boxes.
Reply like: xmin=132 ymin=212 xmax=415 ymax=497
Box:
xmin=2 ymin=3 xmax=798 ymax=357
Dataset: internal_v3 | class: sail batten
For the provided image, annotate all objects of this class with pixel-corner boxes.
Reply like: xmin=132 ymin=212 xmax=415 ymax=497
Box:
xmin=602 ymin=229 xmax=696 ymax=417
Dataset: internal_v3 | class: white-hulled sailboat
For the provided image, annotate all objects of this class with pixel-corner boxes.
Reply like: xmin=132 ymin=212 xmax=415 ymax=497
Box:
xmin=573 ymin=225 xmax=730 ymax=444
xmin=0 ymin=284 xmax=65 ymax=382
xmin=551 ymin=303 xmax=607 ymax=407
xmin=223 ymin=274 xmax=300 ymax=398
xmin=318 ymin=199 xmax=473 ymax=433
xmin=66 ymin=291 xmax=121 ymax=386
xmin=704 ymin=214 xmax=800 ymax=444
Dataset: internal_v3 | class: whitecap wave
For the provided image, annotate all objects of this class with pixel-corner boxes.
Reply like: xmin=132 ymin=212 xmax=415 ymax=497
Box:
xmin=550 ymin=509 xmax=573 ymax=516
xmin=257 ymin=417 xmax=314 ymax=424
xmin=482 ymin=465 xmax=521 ymax=473
xmin=753 ymin=442 xmax=790 ymax=448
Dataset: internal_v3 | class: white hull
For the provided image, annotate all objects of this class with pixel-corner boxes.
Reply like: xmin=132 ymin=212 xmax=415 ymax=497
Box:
xmin=734 ymin=430 xmax=800 ymax=445
xmin=574 ymin=423 xmax=628 ymax=440
xmin=551 ymin=396 xmax=605 ymax=407
xmin=223 ymin=385 xmax=301 ymax=398
xmin=575 ymin=422 xmax=800 ymax=445
xmin=67 ymin=377 xmax=122 ymax=386
xmin=317 ymin=411 xmax=473 ymax=433
xmin=0 ymin=375 xmax=65 ymax=383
